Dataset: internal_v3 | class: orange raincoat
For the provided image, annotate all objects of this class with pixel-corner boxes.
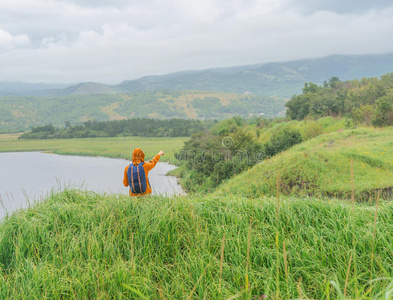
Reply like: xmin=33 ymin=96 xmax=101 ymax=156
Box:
xmin=123 ymin=148 xmax=160 ymax=196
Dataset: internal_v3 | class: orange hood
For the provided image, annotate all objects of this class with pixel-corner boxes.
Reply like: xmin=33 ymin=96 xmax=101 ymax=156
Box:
xmin=132 ymin=148 xmax=145 ymax=165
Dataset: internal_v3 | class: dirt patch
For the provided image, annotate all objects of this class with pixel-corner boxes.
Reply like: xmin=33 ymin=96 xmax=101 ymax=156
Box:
xmin=101 ymin=103 xmax=127 ymax=120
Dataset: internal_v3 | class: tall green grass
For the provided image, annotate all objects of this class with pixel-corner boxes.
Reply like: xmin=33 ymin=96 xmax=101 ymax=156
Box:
xmin=1 ymin=189 xmax=393 ymax=299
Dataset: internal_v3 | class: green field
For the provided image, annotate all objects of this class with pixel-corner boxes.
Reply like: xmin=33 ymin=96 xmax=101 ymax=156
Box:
xmin=0 ymin=135 xmax=187 ymax=163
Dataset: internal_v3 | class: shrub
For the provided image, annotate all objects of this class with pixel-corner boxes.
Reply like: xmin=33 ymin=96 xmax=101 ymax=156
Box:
xmin=177 ymin=128 xmax=264 ymax=192
xmin=264 ymin=128 xmax=303 ymax=157
xmin=352 ymin=104 xmax=374 ymax=126
xmin=301 ymin=122 xmax=323 ymax=140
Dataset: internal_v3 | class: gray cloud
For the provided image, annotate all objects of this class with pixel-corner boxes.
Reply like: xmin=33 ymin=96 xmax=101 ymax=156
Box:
xmin=0 ymin=0 xmax=392 ymax=84
xmin=52 ymin=0 xmax=137 ymax=8
xmin=289 ymin=0 xmax=393 ymax=14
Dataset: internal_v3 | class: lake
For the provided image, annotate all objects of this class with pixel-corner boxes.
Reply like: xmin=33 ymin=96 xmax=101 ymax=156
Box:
xmin=0 ymin=152 xmax=183 ymax=219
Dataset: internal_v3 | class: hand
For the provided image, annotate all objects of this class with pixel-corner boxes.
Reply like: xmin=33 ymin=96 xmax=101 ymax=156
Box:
xmin=158 ymin=150 xmax=164 ymax=156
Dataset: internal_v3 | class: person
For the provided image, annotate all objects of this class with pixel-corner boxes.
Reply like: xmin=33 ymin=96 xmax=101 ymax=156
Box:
xmin=123 ymin=148 xmax=164 ymax=196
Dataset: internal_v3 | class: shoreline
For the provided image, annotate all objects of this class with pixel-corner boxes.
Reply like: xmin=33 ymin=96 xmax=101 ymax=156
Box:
xmin=0 ymin=152 xmax=184 ymax=219
xmin=0 ymin=135 xmax=187 ymax=164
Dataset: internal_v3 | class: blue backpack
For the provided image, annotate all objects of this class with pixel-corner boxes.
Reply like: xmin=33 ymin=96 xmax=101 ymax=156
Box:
xmin=127 ymin=162 xmax=147 ymax=194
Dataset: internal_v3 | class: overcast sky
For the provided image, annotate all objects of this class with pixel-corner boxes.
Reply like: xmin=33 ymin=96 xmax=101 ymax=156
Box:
xmin=1 ymin=0 xmax=392 ymax=84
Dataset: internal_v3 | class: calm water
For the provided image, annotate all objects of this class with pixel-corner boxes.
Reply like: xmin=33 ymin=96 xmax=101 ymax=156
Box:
xmin=0 ymin=152 xmax=183 ymax=219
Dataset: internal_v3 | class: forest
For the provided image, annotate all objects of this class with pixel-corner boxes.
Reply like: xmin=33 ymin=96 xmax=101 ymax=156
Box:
xmin=19 ymin=118 xmax=212 ymax=139
xmin=285 ymin=72 xmax=393 ymax=126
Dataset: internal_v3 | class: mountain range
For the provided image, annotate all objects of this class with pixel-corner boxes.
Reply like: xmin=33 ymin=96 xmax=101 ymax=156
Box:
xmin=1 ymin=53 xmax=393 ymax=98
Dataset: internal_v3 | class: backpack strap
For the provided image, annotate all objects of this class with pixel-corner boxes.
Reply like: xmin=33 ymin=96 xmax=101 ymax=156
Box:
xmin=136 ymin=164 xmax=142 ymax=192
xmin=130 ymin=165 xmax=135 ymax=192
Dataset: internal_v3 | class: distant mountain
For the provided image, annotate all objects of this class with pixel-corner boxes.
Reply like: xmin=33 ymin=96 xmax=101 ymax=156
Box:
xmin=116 ymin=53 xmax=393 ymax=97
xmin=48 ymin=82 xmax=117 ymax=96
xmin=0 ymin=82 xmax=69 ymax=96
xmin=1 ymin=53 xmax=393 ymax=98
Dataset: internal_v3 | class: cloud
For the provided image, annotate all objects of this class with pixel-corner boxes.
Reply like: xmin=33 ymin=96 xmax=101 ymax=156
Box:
xmin=288 ymin=0 xmax=393 ymax=14
xmin=0 ymin=28 xmax=30 ymax=51
xmin=0 ymin=0 xmax=392 ymax=83
xmin=52 ymin=0 xmax=138 ymax=8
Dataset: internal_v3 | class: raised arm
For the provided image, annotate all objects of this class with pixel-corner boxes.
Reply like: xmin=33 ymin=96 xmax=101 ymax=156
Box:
xmin=144 ymin=150 xmax=165 ymax=171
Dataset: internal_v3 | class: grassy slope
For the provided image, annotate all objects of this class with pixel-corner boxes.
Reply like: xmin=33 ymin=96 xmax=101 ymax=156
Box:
xmin=1 ymin=190 xmax=392 ymax=299
xmin=0 ymin=135 xmax=186 ymax=163
xmin=217 ymin=126 xmax=393 ymax=199
xmin=256 ymin=117 xmax=348 ymax=143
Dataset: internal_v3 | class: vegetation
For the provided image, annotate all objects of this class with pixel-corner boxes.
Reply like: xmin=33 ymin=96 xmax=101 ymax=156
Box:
xmin=285 ymin=73 xmax=393 ymax=126
xmin=0 ymin=94 xmax=118 ymax=133
xmin=0 ymin=90 xmax=285 ymax=133
xmin=177 ymin=128 xmax=264 ymax=192
xmin=1 ymin=189 xmax=393 ymax=299
xmin=174 ymin=111 xmax=393 ymax=198
xmin=0 ymin=135 xmax=187 ymax=163
xmin=218 ymin=126 xmax=393 ymax=200
xmin=19 ymin=118 xmax=211 ymax=139
xmin=175 ymin=117 xmax=306 ymax=193
xmin=174 ymin=115 xmax=351 ymax=193
xmin=255 ymin=116 xmax=347 ymax=144
xmin=2 ymin=118 xmax=393 ymax=299
xmin=263 ymin=127 xmax=303 ymax=158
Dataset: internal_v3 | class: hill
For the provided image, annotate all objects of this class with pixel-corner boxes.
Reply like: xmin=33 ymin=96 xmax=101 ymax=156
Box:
xmin=0 ymin=82 xmax=68 ymax=97
xmin=116 ymin=53 xmax=393 ymax=97
xmin=0 ymin=91 xmax=285 ymax=133
xmin=2 ymin=53 xmax=393 ymax=98
xmin=217 ymin=125 xmax=393 ymax=200
xmin=48 ymin=82 xmax=117 ymax=96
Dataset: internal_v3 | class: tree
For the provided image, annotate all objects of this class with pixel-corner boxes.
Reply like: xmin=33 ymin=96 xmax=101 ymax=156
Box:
xmin=328 ymin=77 xmax=340 ymax=88
xmin=302 ymin=82 xmax=320 ymax=94
xmin=352 ymin=104 xmax=374 ymax=126
xmin=372 ymin=95 xmax=393 ymax=127
xmin=285 ymin=94 xmax=310 ymax=120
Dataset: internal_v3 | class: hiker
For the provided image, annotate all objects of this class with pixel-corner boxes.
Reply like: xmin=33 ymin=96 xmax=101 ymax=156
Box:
xmin=123 ymin=148 xmax=164 ymax=196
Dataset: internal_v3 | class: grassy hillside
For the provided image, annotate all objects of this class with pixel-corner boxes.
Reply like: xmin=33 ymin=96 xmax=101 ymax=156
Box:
xmin=0 ymin=91 xmax=285 ymax=133
xmin=1 ymin=190 xmax=392 ymax=299
xmin=218 ymin=125 xmax=393 ymax=200
xmin=249 ymin=116 xmax=347 ymax=143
